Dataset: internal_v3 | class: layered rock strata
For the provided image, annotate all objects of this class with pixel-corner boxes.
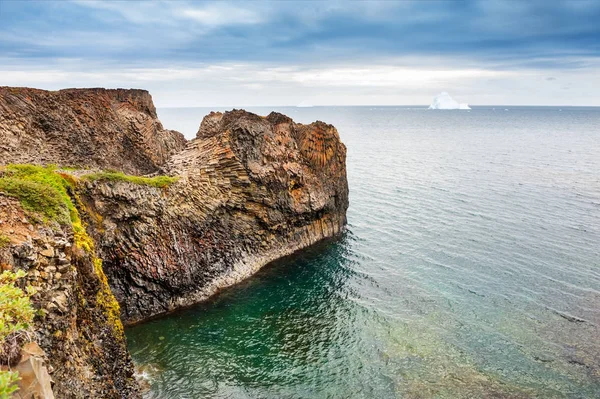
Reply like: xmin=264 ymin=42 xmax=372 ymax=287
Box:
xmin=0 ymin=195 xmax=139 ymax=398
xmin=0 ymin=87 xmax=186 ymax=174
xmin=0 ymin=87 xmax=348 ymax=397
xmin=82 ymin=110 xmax=348 ymax=323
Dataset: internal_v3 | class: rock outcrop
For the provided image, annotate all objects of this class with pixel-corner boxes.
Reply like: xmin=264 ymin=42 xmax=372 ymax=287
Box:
xmin=0 ymin=87 xmax=348 ymax=397
xmin=0 ymin=87 xmax=186 ymax=174
xmin=81 ymin=110 xmax=348 ymax=323
xmin=0 ymin=194 xmax=139 ymax=398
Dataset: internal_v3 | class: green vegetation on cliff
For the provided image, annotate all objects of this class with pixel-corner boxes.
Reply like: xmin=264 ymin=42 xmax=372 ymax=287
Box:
xmin=0 ymin=165 xmax=73 ymax=225
xmin=0 ymin=164 xmax=125 ymax=332
xmin=0 ymin=235 xmax=9 ymax=249
xmin=0 ymin=164 xmax=136 ymax=394
xmin=82 ymin=171 xmax=178 ymax=188
xmin=0 ymin=270 xmax=36 ymax=399
xmin=0 ymin=165 xmax=178 ymax=225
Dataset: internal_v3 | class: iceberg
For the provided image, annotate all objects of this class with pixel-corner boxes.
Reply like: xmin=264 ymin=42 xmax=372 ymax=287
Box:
xmin=428 ymin=92 xmax=471 ymax=110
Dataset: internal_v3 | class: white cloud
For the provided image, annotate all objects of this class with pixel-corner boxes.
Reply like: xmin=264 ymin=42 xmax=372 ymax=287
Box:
xmin=180 ymin=4 xmax=263 ymax=26
xmin=73 ymin=0 xmax=263 ymax=28
xmin=1 ymin=58 xmax=599 ymax=107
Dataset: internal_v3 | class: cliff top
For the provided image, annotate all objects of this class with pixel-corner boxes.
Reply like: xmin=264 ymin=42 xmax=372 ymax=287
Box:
xmin=0 ymin=86 xmax=186 ymax=175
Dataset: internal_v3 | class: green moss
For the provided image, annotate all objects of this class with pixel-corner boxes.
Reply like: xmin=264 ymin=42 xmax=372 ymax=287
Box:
xmin=93 ymin=258 xmax=124 ymax=336
xmin=0 ymin=270 xmax=36 ymax=398
xmin=0 ymin=234 xmax=9 ymax=249
xmin=71 ymin=193 xmax=124 ymax=335
xmin=0 ymin=164 xmax=125 ymax=337
xmin=83 ymin=171 xmax=178 ymax=188
xmin=0 ymin=370 xmax=19 ymax=399
xmin=0 ymin=164 xmax=76 ymax=225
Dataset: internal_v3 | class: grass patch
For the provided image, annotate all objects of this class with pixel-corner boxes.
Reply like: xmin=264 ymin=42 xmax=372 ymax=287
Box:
xmin=0 ymin=165 xmax=125 ymax=343
xmin=0 ymin=234 xmax=9 ymax=249
xmin=0 ymin=165 xmax=75 ymax=225
xmin=0 ymin=270 xmax=36 ymax=398
xmin=82 ymin=171 xmax=178 ymax=188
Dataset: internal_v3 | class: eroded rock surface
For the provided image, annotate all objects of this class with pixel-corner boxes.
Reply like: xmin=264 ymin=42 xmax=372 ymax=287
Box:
xmin=0 ymin=195 xmax=139 ymax=398
xmin=81 ymin=110 xmax=349 ymax=323
xmin=0 ymin=87 xmax=348 ymax=396
xmin=0 ymin=87 xmax=186 ymax=174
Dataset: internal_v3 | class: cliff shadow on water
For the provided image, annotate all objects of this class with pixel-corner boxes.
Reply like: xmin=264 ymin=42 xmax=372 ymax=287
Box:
xmin=0 ymin=87 xmax=348 ymax=398
xmin=125 ymin=232 xmax=358 ymax=398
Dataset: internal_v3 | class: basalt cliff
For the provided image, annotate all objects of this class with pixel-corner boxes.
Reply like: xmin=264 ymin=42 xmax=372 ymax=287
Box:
xmin=0 ymin=87 xmax=348 ymax=398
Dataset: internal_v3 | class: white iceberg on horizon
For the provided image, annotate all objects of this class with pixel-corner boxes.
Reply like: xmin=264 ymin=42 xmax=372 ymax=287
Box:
xmin=428 ymin=92 xmax=471 ymax=110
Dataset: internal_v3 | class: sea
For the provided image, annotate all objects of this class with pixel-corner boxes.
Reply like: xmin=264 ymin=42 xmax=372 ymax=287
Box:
xmin=125 ymin=106 xmax=600 ymax=398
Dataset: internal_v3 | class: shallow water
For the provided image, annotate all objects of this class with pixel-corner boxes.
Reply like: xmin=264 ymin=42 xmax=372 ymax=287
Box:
xmin=126 ymin=106 xmax=600 ymax=398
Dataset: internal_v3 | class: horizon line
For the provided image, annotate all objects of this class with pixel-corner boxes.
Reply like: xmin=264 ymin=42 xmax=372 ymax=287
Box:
xmin=157 ymin=104 xmax=600 ymax=109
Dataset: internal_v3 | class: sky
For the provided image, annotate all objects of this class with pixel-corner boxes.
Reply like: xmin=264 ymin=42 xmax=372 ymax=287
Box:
xmin=1 ymin=0 xmax=600 ymax=107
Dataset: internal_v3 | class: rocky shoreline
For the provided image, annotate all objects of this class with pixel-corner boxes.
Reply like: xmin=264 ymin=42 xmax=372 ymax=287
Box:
xmin=0 ymin=87 xmax=348 ymax=397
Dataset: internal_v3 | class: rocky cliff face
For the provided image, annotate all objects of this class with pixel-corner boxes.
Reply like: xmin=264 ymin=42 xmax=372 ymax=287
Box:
xmin=81 ymin=109 xmax=348 ymax=323
xmin=0 ymin=195 xmax=139 ymax=398
xmin=0 ymin=87 xmax=186 ymax=174
xmin=0 ymin=87 xmax=348 ymax=397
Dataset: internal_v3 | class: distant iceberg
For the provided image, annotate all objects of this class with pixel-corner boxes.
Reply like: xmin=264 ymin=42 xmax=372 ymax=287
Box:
xmin=428 ymin=92 xmax=471 ymax=110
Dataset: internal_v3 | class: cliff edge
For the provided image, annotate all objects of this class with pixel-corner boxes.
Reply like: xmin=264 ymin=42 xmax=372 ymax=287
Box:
xmin=0 ymin=87 xmax=187 ymax=174
xmin=81 ymin=109 xmax=348 ymax=323
xmin=0 ymin=88 xmax=348 ymax=398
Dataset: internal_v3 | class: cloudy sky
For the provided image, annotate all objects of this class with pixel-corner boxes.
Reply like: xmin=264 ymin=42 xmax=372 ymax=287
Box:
xmin=1 ymin=0 xmax=599 ymax=107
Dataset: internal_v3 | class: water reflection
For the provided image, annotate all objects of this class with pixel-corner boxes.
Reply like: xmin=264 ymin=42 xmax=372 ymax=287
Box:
xmin=129 ymin=106 xmax=600 ymax=398
xmin=127 ymin=234 xmax=363 ymax=398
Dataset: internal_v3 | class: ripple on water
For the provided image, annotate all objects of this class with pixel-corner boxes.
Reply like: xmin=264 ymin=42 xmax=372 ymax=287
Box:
xmin=128 ymin=107 xmax=600 ymax=398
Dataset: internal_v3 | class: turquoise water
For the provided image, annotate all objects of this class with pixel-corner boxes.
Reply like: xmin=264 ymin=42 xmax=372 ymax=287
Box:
xmin=126 ymin=107 xmax=600 ymax=398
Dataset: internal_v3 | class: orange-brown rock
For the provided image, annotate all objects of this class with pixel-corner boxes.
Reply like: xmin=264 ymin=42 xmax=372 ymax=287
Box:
xmin=0 ymin=87 xmax=349 ymax=396
xmin=81 ymin=109 xmax=349 ymax=323
xmin=0 ymin=194 xmax=139 ymax=398
xmin=0 ymin=87 xmax=186 ymax=174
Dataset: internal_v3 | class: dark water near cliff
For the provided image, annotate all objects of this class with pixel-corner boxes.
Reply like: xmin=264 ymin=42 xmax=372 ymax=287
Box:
xmin=126 ymin=106 xmax=600 ymax=398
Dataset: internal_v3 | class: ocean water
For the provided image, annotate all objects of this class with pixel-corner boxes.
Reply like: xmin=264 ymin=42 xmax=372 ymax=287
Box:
xmin=126 ymin=106 xmax=600 ymax=398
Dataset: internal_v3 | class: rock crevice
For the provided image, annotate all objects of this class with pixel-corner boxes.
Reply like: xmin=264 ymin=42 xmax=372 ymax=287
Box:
xmin=0 ymin=87 xmax=187 ymax=175
xmin=0 ymin=88 xmax=348 ymax=397
xmin=82 ymin=109 xmax=348 ymax=324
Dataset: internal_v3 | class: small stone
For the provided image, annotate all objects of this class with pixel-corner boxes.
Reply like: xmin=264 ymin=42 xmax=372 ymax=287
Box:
xmin=55 ymin=272 xmax=62 ymax=280
xmin=40 ymin=247 xmax=54 ymax=258
xmin=57 ymin=264 xmax=70 ymax=273
xmin=52 ymin=292 xmax=68 ymax=311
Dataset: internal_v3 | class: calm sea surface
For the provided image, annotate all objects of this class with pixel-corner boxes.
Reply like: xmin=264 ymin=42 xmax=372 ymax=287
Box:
xmin=126 ymin=106 xmax=600 ymax=398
